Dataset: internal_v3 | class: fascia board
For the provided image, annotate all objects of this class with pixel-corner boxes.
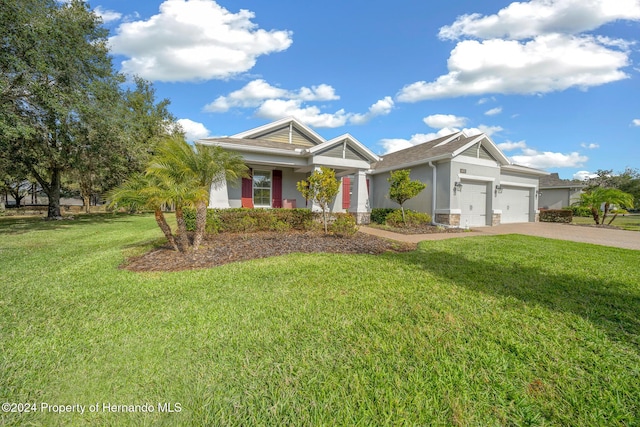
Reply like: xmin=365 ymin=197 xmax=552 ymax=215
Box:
xmin=370 ymin=155 xmax=451 ymax=175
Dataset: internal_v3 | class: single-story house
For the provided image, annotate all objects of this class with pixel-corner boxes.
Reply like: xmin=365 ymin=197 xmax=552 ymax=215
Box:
xmin=198 ymin=117 xmax=548 ymax=227
xmin=538 ymin=173 xmax=585 ymax=210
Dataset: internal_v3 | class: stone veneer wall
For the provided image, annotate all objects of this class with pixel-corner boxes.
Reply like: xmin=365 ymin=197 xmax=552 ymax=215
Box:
xmin=351 ymin=212 xmax=371 ymax=225
xmin=492 ymin=213 xmax=501 ymax=226
xmin=435 ymin=213 xmax=461 ymax=227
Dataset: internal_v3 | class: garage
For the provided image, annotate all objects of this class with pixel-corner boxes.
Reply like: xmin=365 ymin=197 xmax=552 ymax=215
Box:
xmin=500 ymin=186 xmax=531 ymax=223
xmin=459 ymin=181 xmax=488 ymax=227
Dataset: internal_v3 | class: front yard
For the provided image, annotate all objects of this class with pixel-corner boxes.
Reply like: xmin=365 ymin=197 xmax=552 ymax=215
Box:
xmin=572 ymin=213 xmax=640 ymax=231
xmin=1 ymin=214 xmax=639 ymax=426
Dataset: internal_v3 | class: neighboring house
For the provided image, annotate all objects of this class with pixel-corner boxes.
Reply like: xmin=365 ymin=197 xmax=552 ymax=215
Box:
xmin=538 ymin=173 xmax=585 ymax=210
xmin=198 ymin=117 xmax=548 ymax=226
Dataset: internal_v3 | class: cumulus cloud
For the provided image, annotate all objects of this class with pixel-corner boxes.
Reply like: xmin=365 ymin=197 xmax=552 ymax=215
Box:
xmin=204 ymin=79 xmax=339 ymax=112
xmin=438 ymin=0 xmax=640 ymax=41
xmin=397 ymin=34 xmax=629 ymax=101
xmin=510 ymin=147 xmax=588 ymax=168
xmin=573 ymin=170 xmax=599 ymax=181
xmin=485 ymin=107 xmax=502 ymax=116
xmin=94 ymin=6 xmax=122 ymax=23
xmin=498 ymin=140 xmax=527 ymax=151
xmin=423 ymin=114 xmax=467 ymax=128
xmin=108 ymin=0 xmax=292 ymax=82
xmin=580 ymin=142 xmax=600 ymax=149
xmin=206 ymin=80 xmax=393 ymax=128
xmin=177 ymin=118 xmax=211 ymax=142
xmin=632 ymin=119 xmax=640 ymax=126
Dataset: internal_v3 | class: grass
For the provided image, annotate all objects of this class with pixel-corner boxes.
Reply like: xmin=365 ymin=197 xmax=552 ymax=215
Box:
xmin=572 ymin=213 xmax=640 ymax=231
xmin=1 ymin=214 xmax=639 ymax=426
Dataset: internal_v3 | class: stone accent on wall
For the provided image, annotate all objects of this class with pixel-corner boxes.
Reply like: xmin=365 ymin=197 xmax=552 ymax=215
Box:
xmin=492 ymin=212 xmax=501 ymax=226
xmin=435 ymin=213 xmax=461 ymax=227
xmin=535 ymin=212 xmax=540 ymax=222
xmin=351 ymin=212 xmax=371 ymax=225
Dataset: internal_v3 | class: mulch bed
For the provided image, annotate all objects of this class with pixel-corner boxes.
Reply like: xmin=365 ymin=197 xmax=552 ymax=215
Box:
xmin=365 ymin=224 xmax=469 ymax=235
xmin=123 ymin=231 xmax=416 ymax=272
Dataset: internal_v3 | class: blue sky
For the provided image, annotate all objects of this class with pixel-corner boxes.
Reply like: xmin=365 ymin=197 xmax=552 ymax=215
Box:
xmin=93 ymin=0 xmax=640 ymax=179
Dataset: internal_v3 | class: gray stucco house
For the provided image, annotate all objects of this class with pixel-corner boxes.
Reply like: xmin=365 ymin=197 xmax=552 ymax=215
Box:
xmin=538 ymin=173 xmax=585 ymax=210
xmin=198 ymin=117 xmax=548 ymax=227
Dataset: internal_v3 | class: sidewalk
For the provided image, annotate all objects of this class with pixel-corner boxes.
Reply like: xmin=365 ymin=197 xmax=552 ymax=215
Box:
xmin=358 ymin=222 xmax=640 ymax=250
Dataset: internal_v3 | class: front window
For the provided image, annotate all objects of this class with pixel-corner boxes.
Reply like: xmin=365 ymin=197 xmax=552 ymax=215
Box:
xmin=253 ymin=170 xmax=271 ymax=207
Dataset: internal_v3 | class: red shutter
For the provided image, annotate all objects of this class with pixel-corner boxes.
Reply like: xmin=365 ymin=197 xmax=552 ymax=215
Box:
xmin=342 ymin=177 xmax=350 ymax=209
xmin=272 ymin=170 xmax=282 ymax=208
xmin=241 ymin=168 xmax=253 ymax=208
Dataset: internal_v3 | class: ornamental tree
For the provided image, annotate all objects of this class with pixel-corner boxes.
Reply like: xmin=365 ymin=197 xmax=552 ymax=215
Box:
xmin=297 ymin=167 xmax=340 ymax=233
xmin=388 ymin=169 xmax=426 ymax=225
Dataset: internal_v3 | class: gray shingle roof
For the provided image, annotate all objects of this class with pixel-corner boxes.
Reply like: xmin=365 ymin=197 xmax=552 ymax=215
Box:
xmin=373 ymin=133 xmax=477 ymax=171
xmin=539 ymin=173 xmax=585 ymax=188
xmin=200 ymin=137 xmax=302 ymax=152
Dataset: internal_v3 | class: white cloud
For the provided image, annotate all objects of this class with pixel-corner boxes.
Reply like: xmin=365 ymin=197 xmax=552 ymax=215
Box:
xmin=379 ymin=130 xmax=455 ymax=154
xmin=438 ymin=0 xmax=640 ymax=41
xmin=466 ymin=125 xmax=503 ymax=137
xmin=256 ymin=99 xmax=349 ymax=128
xmin=108 ymin=0 xmax=292 ymax=82
xmin=511 ymin=148 xmax=588 ymax=168
xmin=203 ymin=79 xmax=338 ymax=112
xmin=477 ymin=97 xmax=495 ymax=105
xmin=580 ymin=142 xmax=600 ymax=149
xmin=177 ymin=118 xmax=211 ymax=142
xmin=423 ymin=114 xmax=467 ymax=128
xmin=632 ymin=119 xmax=640 ymax=127
xmin=350 ymin=97 xmax=395 ymax=125
xmin=485 ymin=107 xmax=502 ymax=116
xmin=397 ymin=34 xmax=629 ymax=101
xmin=497 ymin=140 xmax=527 ymax=151
xmin=94 ymin=6 xmax=122 ymax=23
xmin=573 ymin=170 xmax=598 ymax=181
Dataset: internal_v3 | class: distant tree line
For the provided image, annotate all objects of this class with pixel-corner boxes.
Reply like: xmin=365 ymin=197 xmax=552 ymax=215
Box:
xmin=0 ymin=0 xmax=181 ymax=218
xmin=574 ymin=168 xmax=638 ymax=225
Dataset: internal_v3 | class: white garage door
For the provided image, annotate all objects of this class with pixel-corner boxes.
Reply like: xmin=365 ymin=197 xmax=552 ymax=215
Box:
xmin=501 ymin=187 xmax=530 ymax=223
xmin=460 ymin=181 xmax=488 ymax=227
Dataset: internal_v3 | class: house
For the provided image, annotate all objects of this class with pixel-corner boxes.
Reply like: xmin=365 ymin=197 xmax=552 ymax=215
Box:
xmin=538 ymin=173 xmax=585 ymax=210
xmin=197 ymin=117 xmax=548 ymax=227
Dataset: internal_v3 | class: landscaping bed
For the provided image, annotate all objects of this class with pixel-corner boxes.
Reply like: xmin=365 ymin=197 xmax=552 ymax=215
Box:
xmin=365 ymin=222 xmax=469 ymax=235
xmin=123 ymin=230 xmax=415 ymax=272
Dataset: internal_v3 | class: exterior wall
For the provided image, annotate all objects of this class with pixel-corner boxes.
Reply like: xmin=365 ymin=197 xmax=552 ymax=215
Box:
xmin=369 ymin=166 xmax=434 ymax=215
xmin=539 ymin=188 xmax=582 ymax=210
xmin=498 ymin=171 xmax=541 ymax=222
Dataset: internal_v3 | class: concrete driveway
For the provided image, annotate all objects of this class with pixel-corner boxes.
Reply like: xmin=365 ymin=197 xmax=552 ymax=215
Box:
xmin=359 ymin=222 xmax=640 ymax=250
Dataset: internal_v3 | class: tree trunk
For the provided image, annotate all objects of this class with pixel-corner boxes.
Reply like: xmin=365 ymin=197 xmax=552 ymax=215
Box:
xmin=174 ymin=205 xmax=191 ymax=252
xmin=154 ymin=209 xmax=179 ymax=251
xmin=607 ymin=213 xmax=618 ymax=225
xmin=322 ymin=208 xmax=328 ymax=234
xmin=46 ymin=168 xmax=62 ymax=219
xmin=82 ymin=195 xmax=90 ymax=213
xmin=601 ymin=202 xmax=609 ymax=225
xmin=401 ymin=205 xmax=406 ymax=225
xmin=591 ymin=207 xmax=600 ymax=225
xmin=192 ymin=200 xmax=207 ymax=250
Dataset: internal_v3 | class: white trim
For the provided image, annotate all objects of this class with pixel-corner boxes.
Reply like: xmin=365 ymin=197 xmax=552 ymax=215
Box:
xmin=453 ymin=156 xmax=499 ymax=167
xmin=370 ymin=154 xmax=451 ymax=175
xmin=492 ymin=209 xmax=503 ymax=214
xmin=307 ymin=133 xmax=380 ymax=162
xmin=500 ymin=180 xmax=537 ymax=188
xmin=458 ymin=173 xmax=495 ymax=182
xmin=502 ymin=164 xmax=550 ymax=176
xmin=231 ymin=117 xmax=326 ymax=145
xmin=213 ymin=142 xmax=304 ymax=157
xmin=435 ymin=208 xmax=462 ymax=214
xmin=453 ymin=134 xmax=510 ymax=165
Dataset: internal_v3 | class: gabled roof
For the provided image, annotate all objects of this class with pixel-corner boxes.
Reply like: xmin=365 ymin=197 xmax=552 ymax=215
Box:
xmin=308 ymin=134 xmax=380 ymax=162
xmin=231 ymin=116 xmax=326 ymax=146
xmin=198 ymin=137 xmax=305 ymax=155
xmin=539 ymin=172 xmax=584 ymax=188
xmin=371 ymin=132 xmax=464 ymax=172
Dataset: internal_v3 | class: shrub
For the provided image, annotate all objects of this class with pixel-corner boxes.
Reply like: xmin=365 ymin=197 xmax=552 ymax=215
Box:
xmin=386 ymin=210 xmax=431 ymax=227
xmin=565 ymin=205 xmax=592 ymax=217
xmin=184 ymin=208 xmax=313 ymax=233
xmin=371 ymin=208 xmax=396 ymax=224
xmin=329 ymin=213 xmax=358 ymax=237
xmin=540 ymin=209 xmax=573 ymax=223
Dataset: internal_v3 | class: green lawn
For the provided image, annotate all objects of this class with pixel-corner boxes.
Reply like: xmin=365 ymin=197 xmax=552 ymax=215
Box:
xmin=572 ymin=213 xmax=640 ymax=231
xmin=1 ymin=214 xmax=639 ymax=426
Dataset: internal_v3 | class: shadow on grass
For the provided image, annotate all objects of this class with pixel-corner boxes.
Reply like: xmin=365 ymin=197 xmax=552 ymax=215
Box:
xmin=0 ymin=212 xmax=143 ymax=235
xmin=389 ymin=239 xmax=640 ymax=351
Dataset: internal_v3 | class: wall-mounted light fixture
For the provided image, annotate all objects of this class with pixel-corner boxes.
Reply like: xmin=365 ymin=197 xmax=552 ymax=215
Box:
xmin=453 ymin=181 xmax=463 ymax=194
xmin=536 ymin=190 xmax=542 ymax=198
xmin=495 ymin=184 xmax=503 ymax=194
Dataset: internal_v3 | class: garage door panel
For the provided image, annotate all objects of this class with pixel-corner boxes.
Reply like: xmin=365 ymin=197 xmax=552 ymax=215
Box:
xmin=460 ymin=181 xmax=487 ymax=227
xmin=501 ymin=187 xmax=530 ymax=223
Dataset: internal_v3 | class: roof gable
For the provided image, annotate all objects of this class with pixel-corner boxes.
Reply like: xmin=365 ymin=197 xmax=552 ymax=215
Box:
xmin=308 ymin=134 xmax=380 ymax=162
xmin=231 ymin=117 xmax=325 ymax=146
xmin=452 ymin=135 xmax=510 ymax=165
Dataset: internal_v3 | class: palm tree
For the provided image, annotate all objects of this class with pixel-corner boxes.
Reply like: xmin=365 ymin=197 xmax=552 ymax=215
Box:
xmin=147 ymin=136 xmax=247 ymax=250
xmin=574 ymin=187 xmax=634 ymax=225
xmin=107 ymin=172 xmax=180 ymax=251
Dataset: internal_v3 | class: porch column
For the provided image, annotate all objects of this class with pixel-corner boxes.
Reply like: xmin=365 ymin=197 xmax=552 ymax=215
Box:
xmin=349 ymin=170 xmax=370 ymax=224
xmin=309 ymin=166 xmax=322 ymax=213
xmin=208 ymin=173 xmax=230 ymax=209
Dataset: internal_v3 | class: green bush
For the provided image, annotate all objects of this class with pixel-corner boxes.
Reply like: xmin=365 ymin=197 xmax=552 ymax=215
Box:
xmin=371 ymin=208 xmax=397 ymax=224
xmin=540 ymin=209 xmax=573 ymax=223
xmin=329 ymin=213 xmax=358 ymax=237
xmin=566 ymin=205 xmax=592 ymax=217
xmin=385 ymin=210 xmax=432 ymax=227
xmin=184 ymin=208 xmax=313 ymax=233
